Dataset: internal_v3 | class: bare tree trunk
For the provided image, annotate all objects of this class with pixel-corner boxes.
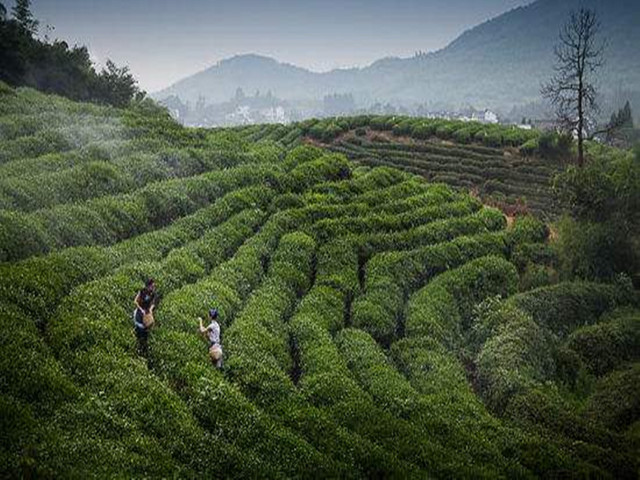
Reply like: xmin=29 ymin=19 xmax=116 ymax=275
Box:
xmin=541 ymin=8 xmax=604 ymax=168
xmin=578 ymin=69 xmax=584 ymax=166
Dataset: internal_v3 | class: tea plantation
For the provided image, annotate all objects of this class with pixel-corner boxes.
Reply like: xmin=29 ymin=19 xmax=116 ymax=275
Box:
xmin=1 ymin=84 xmax=639 ymax=478
xmin=234 ymin=117 xmax=566 ymax=218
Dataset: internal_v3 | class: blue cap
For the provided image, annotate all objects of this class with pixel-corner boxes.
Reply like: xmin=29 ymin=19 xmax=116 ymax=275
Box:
xmin=209 ymin=308 xmax=219 ymax=319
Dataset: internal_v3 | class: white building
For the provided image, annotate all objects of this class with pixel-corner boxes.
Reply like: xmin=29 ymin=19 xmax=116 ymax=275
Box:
xmin=483 ymin=110 xmax=499 ymax=124
xmin=262 ymin=106 xmax=288 ymax=124
xmin=225 ymin=105 xmax=252 ymax=125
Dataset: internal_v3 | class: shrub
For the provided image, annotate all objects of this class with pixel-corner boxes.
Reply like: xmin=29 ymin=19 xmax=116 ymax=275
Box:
xmin=507 ymin=281 xmax=638 ymax=338
xmin=519 ymin=138 xmax=538 ymax=157
xmin=508 ymin=215 xmax=549 ymax=247
xmin=512 ymin=242 xmax=557 ymax=272
xmin=475 ymin=303 xmax=557 ymax=413
xmin=586 ymin=363 xmax=640 ymax=431
xmin=553 ymin=150 xmax=640 ymax=279
xmin=537 ymin=131 xmax=574 ymax=161
xmin=566 ymin=309 xmax=640 ymax=376
xmin=519 ymin=263 xmax=557 ymax=291
xmin=405 ymin=255 xmax=519 ymax=346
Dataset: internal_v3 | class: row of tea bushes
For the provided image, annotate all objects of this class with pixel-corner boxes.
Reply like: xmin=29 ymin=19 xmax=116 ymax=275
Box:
xmin=329 ymin=137 xmax=560 ymax=217
xmin=351 ymin=214 xmax=547 ymax=346
xmin=352 ymin=216 xmax=508 ymax=344
xmin=224 ymin=233 xmax=417 ymax=477
xmin=0 ymin=144 xmax=263 ymax=212
xmin=396 ymin=256 xmax=582 ymax=476
xmin=0 ymin=185 xmax=276 ymax=324
xmin=308 ymin=197 xmax=479 ymax=244
xmin=0 ymin=146 xmax=349 ymax=262
xmin=0 ymin=164 xmax=276 ymax=261
xmin=291 ymin=290 xmax=455 ymax=475
xmin=152 ymin=213 xmax=346 ymax=477
xmin=301 ymin=115 xmax=538 ymax=149
xmin=42 ymin=209 xmax=270 ymax=477
xmin=1 ymin=184 xmax=276 ymax=475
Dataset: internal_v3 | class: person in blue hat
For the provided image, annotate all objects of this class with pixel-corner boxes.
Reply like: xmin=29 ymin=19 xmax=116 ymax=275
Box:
xmin=198 ymin=308 xmax=223 ymax=368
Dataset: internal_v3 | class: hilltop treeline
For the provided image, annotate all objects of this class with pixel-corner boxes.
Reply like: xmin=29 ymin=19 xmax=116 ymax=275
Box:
xmin=0 ymin=0 xmax=142 ymax=107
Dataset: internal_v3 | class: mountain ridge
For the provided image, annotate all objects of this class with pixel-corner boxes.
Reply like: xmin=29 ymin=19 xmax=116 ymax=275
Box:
xmin=154 ymin=0 xmax=640 ymax=117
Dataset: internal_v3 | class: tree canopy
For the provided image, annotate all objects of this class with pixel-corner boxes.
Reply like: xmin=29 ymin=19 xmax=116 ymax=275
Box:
xmin=554 ymin=145 xmax=640 ymax=280
xmin=12 ymin=0 xmax=38 ymax=34
xmin=0 ymin=0 xmax=143 ymax=107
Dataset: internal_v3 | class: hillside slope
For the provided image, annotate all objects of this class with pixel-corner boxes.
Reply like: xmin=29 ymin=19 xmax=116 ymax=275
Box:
xmin=155 ymin=0 xmax=640 ymax=114
xmin=1 ymin=85 xmax=639 ymax=478
xmin=385 ymin=0 xmax=640 ymax=107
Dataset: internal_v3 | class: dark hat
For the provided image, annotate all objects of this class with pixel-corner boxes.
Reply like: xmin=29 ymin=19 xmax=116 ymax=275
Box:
xmin=209 ymin=308 xmax=219 ymax=319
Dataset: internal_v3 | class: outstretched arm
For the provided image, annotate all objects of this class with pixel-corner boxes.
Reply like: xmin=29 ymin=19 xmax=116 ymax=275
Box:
xmin=198 ymin=317 xmax=208 ymax=334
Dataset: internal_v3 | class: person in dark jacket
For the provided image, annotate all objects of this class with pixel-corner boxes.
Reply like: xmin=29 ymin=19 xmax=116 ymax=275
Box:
xmin=133 ymin=278 xmax=156 ymax=356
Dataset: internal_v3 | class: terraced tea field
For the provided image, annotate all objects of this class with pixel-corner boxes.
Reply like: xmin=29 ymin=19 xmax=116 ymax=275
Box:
xmin=1 ymin=86 xmax=639 ymax=478
xmin=233 ymin=117 xmax=564 ymax=217
xmin=326 ymin=134 xmax=561 ymax=216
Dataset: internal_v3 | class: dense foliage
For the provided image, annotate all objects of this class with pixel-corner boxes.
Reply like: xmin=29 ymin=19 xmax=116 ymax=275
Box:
xmin=0 ymin=1 xmax=142 ymax=107
xmin=554 ymin=144 xmax=640 ymax=281
xmin=1 ymin=84 xmax=639 ymax=478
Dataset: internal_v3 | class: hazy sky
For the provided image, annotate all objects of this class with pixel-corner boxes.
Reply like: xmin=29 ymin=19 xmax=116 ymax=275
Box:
xmin=9 ymin=0 xmax=533 ymax=92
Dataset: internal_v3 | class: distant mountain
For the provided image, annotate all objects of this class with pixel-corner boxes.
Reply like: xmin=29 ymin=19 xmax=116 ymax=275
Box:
xmin=383 ymin=0 xmax=640 ymax=109
xmin=155 ymin=54 xmax=321 ymax=104
xmin=154 ymin=0 xmax=640 ymax=118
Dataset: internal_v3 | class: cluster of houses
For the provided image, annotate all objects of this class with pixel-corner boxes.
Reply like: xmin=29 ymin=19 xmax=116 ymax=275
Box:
xmin=160 ymin=90 xmax=543 ymax=130
xmin=224 ymin=105 xmax=289 ymax=125
xmin=425 ymin=108 xmax=500 ymax=124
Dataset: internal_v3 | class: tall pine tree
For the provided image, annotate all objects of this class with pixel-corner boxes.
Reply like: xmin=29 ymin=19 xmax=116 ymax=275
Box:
xmin=12 ymin=0 xmax=38 ymax=35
